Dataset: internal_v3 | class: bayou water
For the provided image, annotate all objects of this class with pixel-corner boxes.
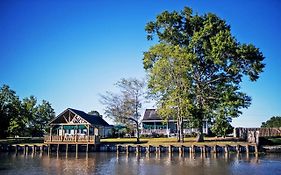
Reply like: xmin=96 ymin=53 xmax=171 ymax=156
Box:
xmin=0 ymin=152 xmax=281 ymax=175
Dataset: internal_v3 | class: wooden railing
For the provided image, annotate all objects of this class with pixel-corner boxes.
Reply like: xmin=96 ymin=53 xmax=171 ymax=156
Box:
xmin=141 ymin=129 xmax=169 ymax=135
xmin=44 ymin=135 xmax=100 ymax=144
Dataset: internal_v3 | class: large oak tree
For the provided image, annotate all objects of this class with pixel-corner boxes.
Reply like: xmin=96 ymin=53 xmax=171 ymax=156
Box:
xmin=143 ymin=7 xmax=265 ymax=142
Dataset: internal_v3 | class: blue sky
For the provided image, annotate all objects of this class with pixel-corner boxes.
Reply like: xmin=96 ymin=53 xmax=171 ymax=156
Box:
xmin=1 ymin=0 xmax=280 ymax=127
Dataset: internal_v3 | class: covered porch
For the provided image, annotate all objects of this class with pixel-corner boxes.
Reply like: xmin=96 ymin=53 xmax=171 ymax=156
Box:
xmin=44 ymin=108 xmax=110 ymax=144
xmin=44 ymin=123 xmax=100 ymax=144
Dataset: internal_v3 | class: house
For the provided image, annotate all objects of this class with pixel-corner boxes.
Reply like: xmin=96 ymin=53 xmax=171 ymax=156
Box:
xmin=141 ymin=109 xmax=209 ymax=136
xmin=44 ymin=108 xmax=112 ymax=144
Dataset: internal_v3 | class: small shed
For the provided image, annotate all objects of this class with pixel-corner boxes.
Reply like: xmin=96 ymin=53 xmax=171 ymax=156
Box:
xmin=44 ymin=108 xmax=111 ymax=144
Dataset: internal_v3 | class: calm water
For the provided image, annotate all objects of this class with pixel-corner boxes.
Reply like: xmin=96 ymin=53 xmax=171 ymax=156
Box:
xmin=0 ymin=152 xmax=281 ymax=175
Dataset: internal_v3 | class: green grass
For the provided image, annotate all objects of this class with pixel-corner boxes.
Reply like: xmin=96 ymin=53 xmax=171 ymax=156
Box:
xmin=0 ymin=137 xmax=44 ymax=145
xmin=266 ymin=138 xmax=281 ymax=145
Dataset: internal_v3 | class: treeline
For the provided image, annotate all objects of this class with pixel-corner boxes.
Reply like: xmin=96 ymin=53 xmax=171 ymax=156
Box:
xmin=0 ymin=85 xmax=55 ymax=138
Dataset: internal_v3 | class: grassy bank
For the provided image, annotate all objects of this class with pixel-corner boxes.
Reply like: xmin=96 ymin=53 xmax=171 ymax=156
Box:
xmin=0 ymin=137 xmax=44 ymax=145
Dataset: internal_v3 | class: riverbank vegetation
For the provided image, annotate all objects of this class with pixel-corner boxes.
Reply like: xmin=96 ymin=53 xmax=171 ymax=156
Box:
xmin=0 ymin=85 xmax=55 ymax=138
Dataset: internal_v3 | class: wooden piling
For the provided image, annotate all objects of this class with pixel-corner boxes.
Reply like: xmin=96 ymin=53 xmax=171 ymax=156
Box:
xmin=66 ymin=144 xmax=69 ymax=154
xmin=255 ymin=144 xmax=258 ymax=153
xmin=224 ymin=145 xmax=229 ymax=153
xmin=168 ymin=145 xmax=173 ymax=153
xmin=179 ymin=145 xmax=184 ymax=155
xmin=236 ymin=144 xmax=240 ymax=153
xmin=212 ymin=145 xmax=217 ymax=153
xmin=76 ymin=144 xmax=78 ymax=157
xmin=158 ymin=145 xmax=162 ymax=153
xmin=146 ymin=145 xmax=151 ymax=153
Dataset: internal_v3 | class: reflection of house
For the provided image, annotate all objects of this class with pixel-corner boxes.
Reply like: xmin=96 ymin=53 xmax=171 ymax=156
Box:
xmin=141 ymin=109 xmax=209 ymax=136
xmin=44 ymin=108 xmax=112 ymax=144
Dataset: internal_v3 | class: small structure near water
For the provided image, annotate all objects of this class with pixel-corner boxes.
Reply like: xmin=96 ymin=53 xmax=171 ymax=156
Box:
xmin=44 ymin=108 xmax=111 ymax=153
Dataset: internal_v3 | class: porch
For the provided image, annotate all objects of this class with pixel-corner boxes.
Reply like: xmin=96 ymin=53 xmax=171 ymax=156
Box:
xmin=44 ymin=135 xmax=100 ymax=144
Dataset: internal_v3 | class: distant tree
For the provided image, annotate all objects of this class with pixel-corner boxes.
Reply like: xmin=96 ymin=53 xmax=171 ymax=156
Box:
xmin=143 ymin=7 xmax=264 ymax=142
xmin=211 ymin=115 xmax=233 ymax=137
xmin=0 ymin=85 xmax=21 ymax=138
xmin=261 ymin=116 xmax=281 ymax=128
xmin=20 ymin=96 xmax=38 ymax=136
xmin=88 ymin=110 xmax=101 ymax=116
xmin=0 ymin=84 xmax=55 ymax=138
xmin=100 ymin=78 xmax=146 ymax=142
xmin=34 ymin=100 xmax=55 ymax=136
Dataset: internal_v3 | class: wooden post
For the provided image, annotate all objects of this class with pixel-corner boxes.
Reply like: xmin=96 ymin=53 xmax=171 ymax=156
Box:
xmin=76 ymin=144 xmax=78 ymax=158
xmin=87 ymin=125 xmax=90 ymax=143
xmin=24 ymin=145 xmax=27 ymax=155
xmin=203 ymin=145 xmax=206 ymax=154
xmin=225 ymin=145 xmax=229 ymax=153
xmin=15 ymin=145 xmax=19 ymax=154
xmin=179 ymin=145 xmax=184 ymax=155
xmin=158 ymin=145 xmax=162 ymax=153
xmin=246 ymin=144 xmax=249 ymax=154
xmin=255 ymin=144 xmax=258 ymax=153
xmin=213 ymin=145 xmax=217 ymax=153
xmin=236 ymin=144 xmax=240 ymax=153
xmin=192 ymin=145 xmax=196 ymax=153
xmin=57 ymin=144 xmax=59 ymax=153
xmin=50 ymin=127 xmax=53 ymax=142
xmin=189 ymin=146 xmax=193 ymax=154
xmin=146 ymin=145 xmax=151 ymax=153
xmin=169 ymin=145 xmax=173 ymax=153
xmin=66 ymin=144 xmax=69 ymax=155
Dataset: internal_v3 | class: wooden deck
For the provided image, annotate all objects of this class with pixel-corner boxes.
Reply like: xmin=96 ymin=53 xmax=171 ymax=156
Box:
xmin=44 ymin=135 xmax=100 ymax=144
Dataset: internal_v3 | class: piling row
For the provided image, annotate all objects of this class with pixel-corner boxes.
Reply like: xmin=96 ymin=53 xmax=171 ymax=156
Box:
xmin=111 ymin=144 xmax=259 ymax=154
xmin=5 ymin=143 xmax=259 ymax=154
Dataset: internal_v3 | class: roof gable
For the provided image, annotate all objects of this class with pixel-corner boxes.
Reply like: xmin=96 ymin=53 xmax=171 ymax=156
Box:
xmin=49 ymin=108 xmax=109 ymax=126
xmin=142 ymin=109 xmax=161 ymax=120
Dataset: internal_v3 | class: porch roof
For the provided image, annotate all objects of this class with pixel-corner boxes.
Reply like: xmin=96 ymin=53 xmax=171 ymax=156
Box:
xmin=49 ymin=108 xmax=110 ymax=127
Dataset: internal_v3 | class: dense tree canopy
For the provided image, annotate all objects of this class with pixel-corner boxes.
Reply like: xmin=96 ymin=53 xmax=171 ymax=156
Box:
xmin=261 ymin=116 xmax=281 ymax=128
xmin=0 ymin=85 xmax=55 ymax=138
xmin=143 ymin=7 xmax=265 ymax=142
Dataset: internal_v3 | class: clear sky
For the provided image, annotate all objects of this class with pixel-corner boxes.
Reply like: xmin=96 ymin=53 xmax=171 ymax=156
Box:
xmin=1 ymin=0 xmax=280 ymax=127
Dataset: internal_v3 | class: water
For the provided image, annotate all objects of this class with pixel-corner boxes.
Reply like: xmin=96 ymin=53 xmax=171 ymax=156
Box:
xmin=0 ymin=152 xmax=281 ymax=175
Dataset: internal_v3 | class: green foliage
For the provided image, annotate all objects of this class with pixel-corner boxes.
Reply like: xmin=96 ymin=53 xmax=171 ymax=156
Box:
xmin=100 ymin=78 xmax=146 ymax=125
xmin=100 ymin=78 xmax=146 ymax=143
xmin=261 ymin=116 xmax=281 ymax=128
xmin=211 ymin=115 xmax=233 ymax=137
xmin=0 ymin=85 xmax=55 ymax=138
xmin=143 ymin=7 xmax=265 ymax=141
xmin=0 ymin=85 xmax=21 ymax=138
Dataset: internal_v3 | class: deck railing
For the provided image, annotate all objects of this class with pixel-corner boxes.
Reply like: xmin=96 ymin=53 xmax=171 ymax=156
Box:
xmin=44 ymin=135 xmax=100 ymax=144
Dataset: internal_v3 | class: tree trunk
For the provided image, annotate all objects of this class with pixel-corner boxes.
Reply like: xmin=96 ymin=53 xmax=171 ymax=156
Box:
xmin=196 ymin=119 xmax=204 ymax=142
xmin=177 ymin=118 xmax=180 ymax=142
xmin=136 ymin=122 xmax=140 ymax=143
xmin=196 ymin=123 xmax=204 ymax=142
xmin=179 ymin=117 xmax=184 ymax=143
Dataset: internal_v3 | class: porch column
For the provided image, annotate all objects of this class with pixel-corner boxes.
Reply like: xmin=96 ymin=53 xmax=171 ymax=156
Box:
xmin=87 ymin=125 xmax=90 ymax=143
xmin=49 ymin=126 xmax=53 ymax=142
xmin=75 ymin=125 xmax=78 ymax=142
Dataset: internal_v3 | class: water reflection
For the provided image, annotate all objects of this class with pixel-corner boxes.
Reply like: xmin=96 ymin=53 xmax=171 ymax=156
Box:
xmin=0 ymin=152 xmax=281 ymax=175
